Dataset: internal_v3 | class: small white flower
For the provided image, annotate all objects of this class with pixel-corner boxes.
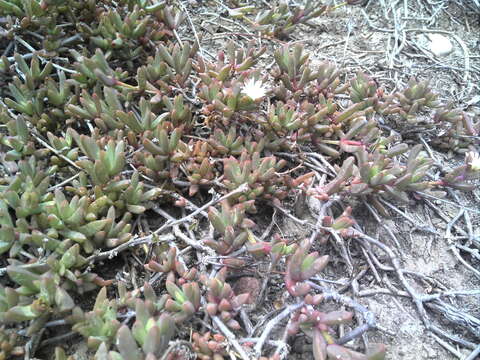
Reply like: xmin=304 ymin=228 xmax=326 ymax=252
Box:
xmin=466 ymin=151 xmax=480 ymax=171
xmin=242 ymin=78 xmax=267 ymax=101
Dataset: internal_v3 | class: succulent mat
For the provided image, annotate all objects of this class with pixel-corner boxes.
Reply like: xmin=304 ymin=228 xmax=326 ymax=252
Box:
xmin=0 ymin=1 xmax=479 ymax=359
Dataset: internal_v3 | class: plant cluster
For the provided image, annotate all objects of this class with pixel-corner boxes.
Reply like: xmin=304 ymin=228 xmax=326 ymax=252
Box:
xmin=227 ymin=0 xmax=334 ymax=39
xmin=0 ymin=0 xmax=478 ymax=359
xmin=288 ymin=305 xmax=386 ymax=360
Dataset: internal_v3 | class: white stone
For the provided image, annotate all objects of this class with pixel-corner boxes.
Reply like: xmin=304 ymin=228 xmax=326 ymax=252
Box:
xmin=428 ymin=34 xmax=453 ymax=57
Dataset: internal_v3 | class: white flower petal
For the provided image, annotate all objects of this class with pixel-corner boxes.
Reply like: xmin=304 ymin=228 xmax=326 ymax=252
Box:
xmin=467 ymin=151 xmax=480 ymax=171
xmin=242 ymin=79 xmax=267 ymax=101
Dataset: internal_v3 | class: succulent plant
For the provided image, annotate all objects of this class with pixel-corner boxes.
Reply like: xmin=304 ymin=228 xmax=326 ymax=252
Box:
xmin=4 ymin=76 xmax=45 ymax=118
xmin=222 ymin=150 xmax=307 ymax=210
xmin=74 ymin=288 xmax=176 ymax=356
xmin=349 ymin=144 xmax=430 ymax=202
xmin=152 ymin=42 xmax=196 ymax=87
xmin=66 ymin=87 xmax=126 ymax=132
xmin=0 ymin=261 xmax=77 ymax=334
xmin=44 ymin=131 xmax=77 ymax=166
xmin=0 ymin=0 xmax=46 ymax=18
xmin=192 ymin=331 xmax=229 ymax=360
xmin=2 ymin=1 xmax=479 ymax=359
xmin=92 ymin=320 xmax=174 ymax=360
xmin=0 ymin=200 xmax=17 ymax=256
xmin=70 ymin=287 xmax=120 ymax=349
xmin=0 ymin=114 xmax=45 ymax=161
xmin=198 ymin=78 xmax=262 ymax=124
xmin=272 ymin=43 xmax=317 ymax=98
xmin=196 ymin=40 xmax=265 ymax=85
xmin=89 ymin=6 xmax=150 ymax=57
xmin=314 ymin=143 xmax=439 ymax=205
xmin=432 ymin=105 xmax=480 ymax=153
xmin=440 ymin=151 xmax=480 ymax=191
xmin=1 ymin=156 xmax=53 ymax=218
xmin=70 ymin=48 xmax=129 ymax=87
xmin=68 ymin=130 xmax=125 ymax=184
xmin=288 ymin=305 xmax=386 ymax=360
xmin=144 ymin=245 xmax=197 ymax=283
xmin=164 ymin=280 xmax=201 ymax=323
xmin=185 ymin=155 xmax=215 ymax=196
xmin=308 ymin=61 xmax=348 ymax=97
xmin=116 ymin=97 xmax=166 ymax=136
xmin=134 ymin=125 xmax=192 ymax=181
xmin=208 ymin=127 xmax=244 ymax=156
xmin=246 ymin=233 xmax=297 ymax=265
xmin=254 ymin=0 xmax=331 ymax=39
xmin=204 ymin=200 xmax=255 ymax=255
xmin=12 ymin=53 xmax=52 ymax=91
xmin=383 ymin=78 xmax=440 ymax=122
xmin=322 ymin=206 xmax=356 ymax=237
xmin=154 ymin=4 xmax=186 ymax=31
xmin=201 ymin=267 xmax=250 ymax=329
xmin=285 ymin=240 xmax=329 ymax=296
xmin=349 ymin=71 xmax=379 ymax=106
xmin=35 ymin=190 xmax=111 ymax=251
xmin=264 ymin=101 xmax=302 ymax=136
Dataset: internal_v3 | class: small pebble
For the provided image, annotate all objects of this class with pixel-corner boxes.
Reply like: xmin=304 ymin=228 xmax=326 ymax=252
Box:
xmin=428 ymin=34 xmax=453 ymax=57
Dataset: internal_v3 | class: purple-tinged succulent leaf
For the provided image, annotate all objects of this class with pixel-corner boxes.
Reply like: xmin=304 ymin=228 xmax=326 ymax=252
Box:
xmin=116 ymin=325 xmax=141 ymax=360
xmin=366 ymin=344 xmax=387 ymax=360
xmin=319 ymin=311 xmax=353 ymax=326
xmin=326 ymin=344 xmax=352 ymax=360
xmin=313 ymin=328 xmax=328 ymax=360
